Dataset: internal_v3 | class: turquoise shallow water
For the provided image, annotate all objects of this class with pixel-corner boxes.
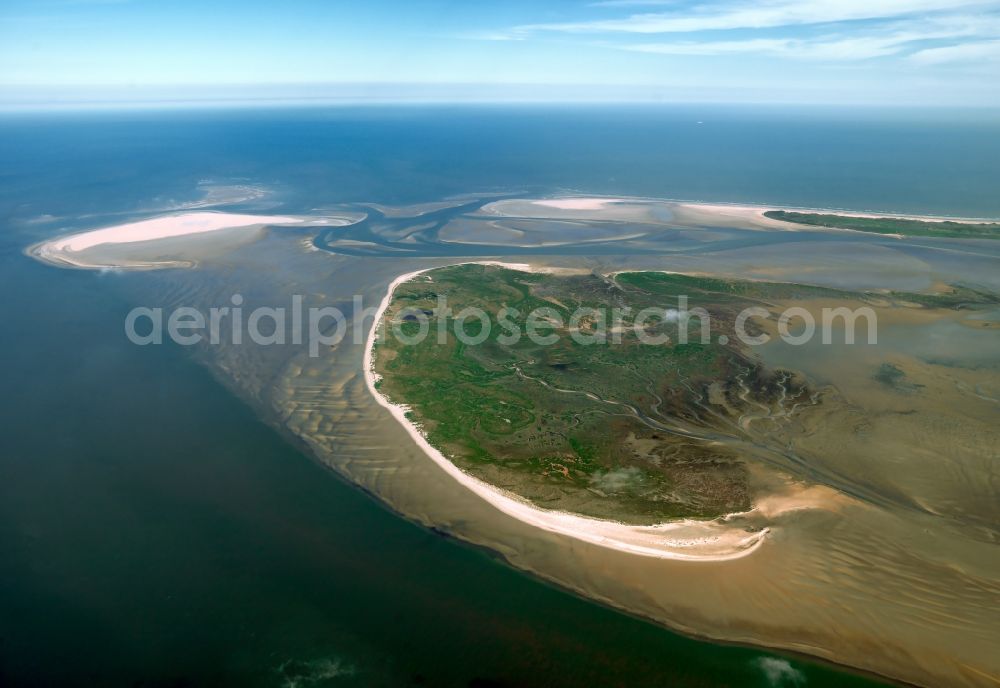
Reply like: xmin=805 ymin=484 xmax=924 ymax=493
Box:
xmin=2 ymin=105 xmax=998 ymax=686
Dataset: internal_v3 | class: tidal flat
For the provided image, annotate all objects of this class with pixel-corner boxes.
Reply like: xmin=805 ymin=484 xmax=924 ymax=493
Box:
xmin=30 ymin=194 xmax=1000 ymax=687
xmin=371 ymin=264 xmax=999 ymax=539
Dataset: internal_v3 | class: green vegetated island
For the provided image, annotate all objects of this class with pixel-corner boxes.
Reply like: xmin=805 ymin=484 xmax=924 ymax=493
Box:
xmin=372 ymin=265 xmax=994 ymax=524
xmin=764 ymin=210 xmax=1000 ymax=239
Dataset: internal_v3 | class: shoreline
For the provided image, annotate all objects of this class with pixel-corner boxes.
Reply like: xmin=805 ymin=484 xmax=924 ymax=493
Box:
xmin=31 ymin=196 xmax=1000 ymax=272
xmin=675 ymin=200 xmax=999 ymax=225
xmin=363 ymin=261 xmax=770 ymax=562
xmin=527 ymin=195 xmax=1000 ymax=224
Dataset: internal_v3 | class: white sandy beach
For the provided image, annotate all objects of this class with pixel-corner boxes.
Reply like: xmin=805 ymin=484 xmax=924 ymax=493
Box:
xmin=48 ymin=211 xmax=305 ymax=252
xmin=519 ymin=196 xmax=1000 ymax=226
xmin=29 ymin=211 xmax=359 ymax=270
xmin=672 ymin=202 xmax=989 ymax=231
xmin=533 ymin=198 xmax=626 ymax=210
xmin=364 ymin=262 xmax=771 ymax=562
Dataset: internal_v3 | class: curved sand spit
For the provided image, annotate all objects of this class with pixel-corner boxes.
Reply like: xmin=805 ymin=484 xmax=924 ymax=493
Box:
xmin=364 ymin=262 xmax=770 ymax=561
xmin=49 ymin=211 xmax=307 ymax=252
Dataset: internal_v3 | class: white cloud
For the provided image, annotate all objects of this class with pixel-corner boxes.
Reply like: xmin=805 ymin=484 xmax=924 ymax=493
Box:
xmin=910 ymin=38 xmax=1000 ymax=62
xmin=476 ymin=0 xmax=1000 ymax=72
xmin=622 ymin=16 xmax=999 ymax=61
xmin=522 ymin=0 xmax=997 ymax=34
xmin=628 ymin=35 xmax=914 ymax=59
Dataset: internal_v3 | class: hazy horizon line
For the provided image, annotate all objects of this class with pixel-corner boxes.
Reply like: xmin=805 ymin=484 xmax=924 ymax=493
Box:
xmin=4 ymin=82 xmax=1000 ymax=113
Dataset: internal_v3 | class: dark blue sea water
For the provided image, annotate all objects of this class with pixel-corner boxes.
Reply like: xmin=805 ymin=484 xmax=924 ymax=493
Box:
xmin=3 ymin=105 xmax=999 ymax=230
xmin=1 ymin=105 xmax=997 ymax=687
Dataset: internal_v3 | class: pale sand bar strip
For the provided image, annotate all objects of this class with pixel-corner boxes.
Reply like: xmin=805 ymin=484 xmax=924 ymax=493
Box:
xmin=50 ymin=211 xmax=306 ymax=252
xmin=533 ymin=198 xmax=627 ymax=211
xmin=30 ymin=211 xmax=348 ymax=269
xmin=522 ymin=197 xmax=998 ymax=225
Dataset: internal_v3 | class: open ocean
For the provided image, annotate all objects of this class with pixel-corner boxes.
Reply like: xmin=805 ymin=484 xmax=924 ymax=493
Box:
xmin=1 ymin=105 xmax=998 ymax=687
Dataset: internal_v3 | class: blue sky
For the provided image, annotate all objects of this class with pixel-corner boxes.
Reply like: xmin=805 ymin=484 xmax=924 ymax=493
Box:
xmin=1 ymin=0 xmax=999 ymax=106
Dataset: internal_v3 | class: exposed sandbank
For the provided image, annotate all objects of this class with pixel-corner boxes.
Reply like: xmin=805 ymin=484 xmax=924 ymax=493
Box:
xmin=30 ymin=211 xmax=351 ymax=270
xmin=487 ymin=196 xmax=1000 ymax=229
xmin=51 ymin=211 xmax=305 ymax=251
xmin=533 ymin=198 xmax=627 ymax=210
